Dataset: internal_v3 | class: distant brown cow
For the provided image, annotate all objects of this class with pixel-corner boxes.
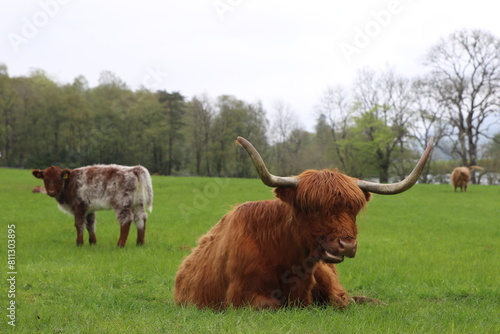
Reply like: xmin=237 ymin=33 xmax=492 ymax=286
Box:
xmin=32 ymin=185 xmax=46 ymax=194
xmin=32 ymin=164 xmax=153 ymax=247
xmin=451 ymin=166 xmax=484 ymax=192
xmin=174 ymin=137 xmax=433 ymax=310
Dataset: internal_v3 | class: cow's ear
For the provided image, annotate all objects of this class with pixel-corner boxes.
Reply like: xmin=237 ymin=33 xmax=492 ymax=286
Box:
xmin=274 ymin=187 xmax=296 ymax=205
xmin=32 ymin=170 xmax=44 ymax=179
xmin=61 ymin=169 xmax=71 ymax=180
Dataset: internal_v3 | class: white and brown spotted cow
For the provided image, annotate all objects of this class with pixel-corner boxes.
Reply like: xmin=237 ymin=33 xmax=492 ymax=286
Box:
xmin=32 ymin=164 xmax=153 ymax=247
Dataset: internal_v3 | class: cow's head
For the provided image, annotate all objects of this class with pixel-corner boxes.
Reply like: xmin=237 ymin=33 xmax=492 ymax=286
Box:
xmin=274 ymin=169 xmax=369 ymax=263
xmin=236 ymin=136 xmax=433 ymax=264
xmin=32 ymin=166 xmax=71 ymax=197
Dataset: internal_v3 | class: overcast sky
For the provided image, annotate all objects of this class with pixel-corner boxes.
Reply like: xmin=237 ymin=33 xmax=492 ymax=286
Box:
xmin=2 ymin=0 xmax=500 ymax=131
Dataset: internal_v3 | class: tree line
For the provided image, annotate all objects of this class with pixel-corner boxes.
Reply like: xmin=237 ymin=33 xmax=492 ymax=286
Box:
xmin=1 ymin=29 xmax=500 ymax=183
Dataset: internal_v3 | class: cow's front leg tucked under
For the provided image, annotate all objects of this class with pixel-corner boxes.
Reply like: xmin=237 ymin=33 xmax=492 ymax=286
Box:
xmin=311 ymin=263 xmax=349 ymax=309
xmin=226 ymin=281 xmax=282 ymax=309
xmin=312 ymin=263 xmax=383 ymax=307
xmin=247 ymin=294 xmax=281 ymax=309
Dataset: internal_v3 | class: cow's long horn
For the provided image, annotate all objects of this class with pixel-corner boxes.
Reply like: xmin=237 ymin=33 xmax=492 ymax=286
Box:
xmin=356 ymin=138 xmax=434 ymax=195
xmin=236 ymin=136 xmax=300 ymax=188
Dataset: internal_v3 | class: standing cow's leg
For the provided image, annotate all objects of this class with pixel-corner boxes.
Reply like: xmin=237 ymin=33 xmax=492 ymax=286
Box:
xmin=74 ymin=214 xmax=86 ymax=246
xmin=116 ymin=207 xmax=133 ymax=247
xmin=133 ymin=205 xmax=148 ymax=246
xmin=86 ymin=212 xmax=97 ymax=245
xmin=117 ymin=222 xmax=131 ymax=247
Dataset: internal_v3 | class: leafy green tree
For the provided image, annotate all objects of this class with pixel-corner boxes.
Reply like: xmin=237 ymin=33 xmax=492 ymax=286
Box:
xmin=0 ymin=65 xmax=22 ymax=167
xmin=349 ymin=109 xmax=396 ymax=180
xmin=352 ymin=68 xmax=414 ymax=182
xmin=124 ymin=88 xmax=162 ymax=170
xmin=157 ymin=90 xmax=186 ymax=175
xmin=10 ymin=70 xmax=66 ymax=167
xmin=211 ymin=95 xmax=268 ymax=177
xmin=85 ymin=71 xmax=131 ymax=164
xmin=58 ymin=76 xmax=93 ymax=167
xmin=186 ymin=95 xmax=213 ymax=176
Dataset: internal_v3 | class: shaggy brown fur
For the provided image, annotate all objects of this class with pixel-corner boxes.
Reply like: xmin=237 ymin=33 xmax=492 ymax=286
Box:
xmin=174 ymin=169 xmax=371 ymax=310
xmin=451 ymin=166 xmax=484 ymax=192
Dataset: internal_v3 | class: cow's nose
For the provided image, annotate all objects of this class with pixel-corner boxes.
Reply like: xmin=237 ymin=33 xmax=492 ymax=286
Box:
xmin=337 ymin=239 xmax=357 ymax=258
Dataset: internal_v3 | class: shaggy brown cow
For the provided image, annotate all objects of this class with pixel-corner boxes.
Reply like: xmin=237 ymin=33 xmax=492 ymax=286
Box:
xmin=174 ymin=137 xmax=433 ymax=310
xmin=32 ymin=164 xmax=153 ymax=247
xmin=451 ymin=166 xmax=484 ymax=192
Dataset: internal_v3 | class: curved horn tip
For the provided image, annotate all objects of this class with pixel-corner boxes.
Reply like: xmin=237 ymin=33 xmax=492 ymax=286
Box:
xmin=356 ymin=138 xmax=434 ymax=195
xmin=235 ymin=136 xmax=248 ymax=147
xmin=236 ymin=136 xmax=300 ymax=188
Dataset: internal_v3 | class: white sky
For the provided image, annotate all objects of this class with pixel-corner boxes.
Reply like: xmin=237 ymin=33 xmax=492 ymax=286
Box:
xmin=1 ymin=0 xmax=500 ymax=131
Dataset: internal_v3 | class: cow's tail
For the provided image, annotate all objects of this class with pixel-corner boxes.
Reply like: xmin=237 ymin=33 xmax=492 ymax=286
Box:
xmin=135 ymin=166 xmax=153 ymax=212
xmin=469 ymin=165 xmax=484 ymax=172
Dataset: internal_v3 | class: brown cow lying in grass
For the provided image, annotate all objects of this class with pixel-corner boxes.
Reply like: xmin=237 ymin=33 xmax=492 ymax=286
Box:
xmin=32 ymin=185 xmax=46 ymax=194
xmin=33 ymin=164 xmax=153 ymax=247
xmin=174 ymin=137 xmax=433 ymax=310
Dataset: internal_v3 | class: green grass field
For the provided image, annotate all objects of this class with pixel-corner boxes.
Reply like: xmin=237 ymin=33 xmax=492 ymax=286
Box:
xmin=1 ymin=168 xmax=499 ymax=333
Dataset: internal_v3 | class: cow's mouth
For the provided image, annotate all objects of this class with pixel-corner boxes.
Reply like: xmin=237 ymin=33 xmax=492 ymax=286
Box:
xmin=320 ymin=249 xmax=344 ymax=264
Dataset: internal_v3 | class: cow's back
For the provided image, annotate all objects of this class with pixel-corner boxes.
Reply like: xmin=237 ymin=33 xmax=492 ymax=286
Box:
xmin=451 ymin=167 xmax=470 ymax=185
xmin=63 ymin=165 xmax=152 ymax=212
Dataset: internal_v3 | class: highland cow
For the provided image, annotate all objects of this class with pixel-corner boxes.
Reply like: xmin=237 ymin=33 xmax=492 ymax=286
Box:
xmin=451 ymin=166 xmax=484 ymax=192
xmin=174 ymin=137 xmax=433 ymax=310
